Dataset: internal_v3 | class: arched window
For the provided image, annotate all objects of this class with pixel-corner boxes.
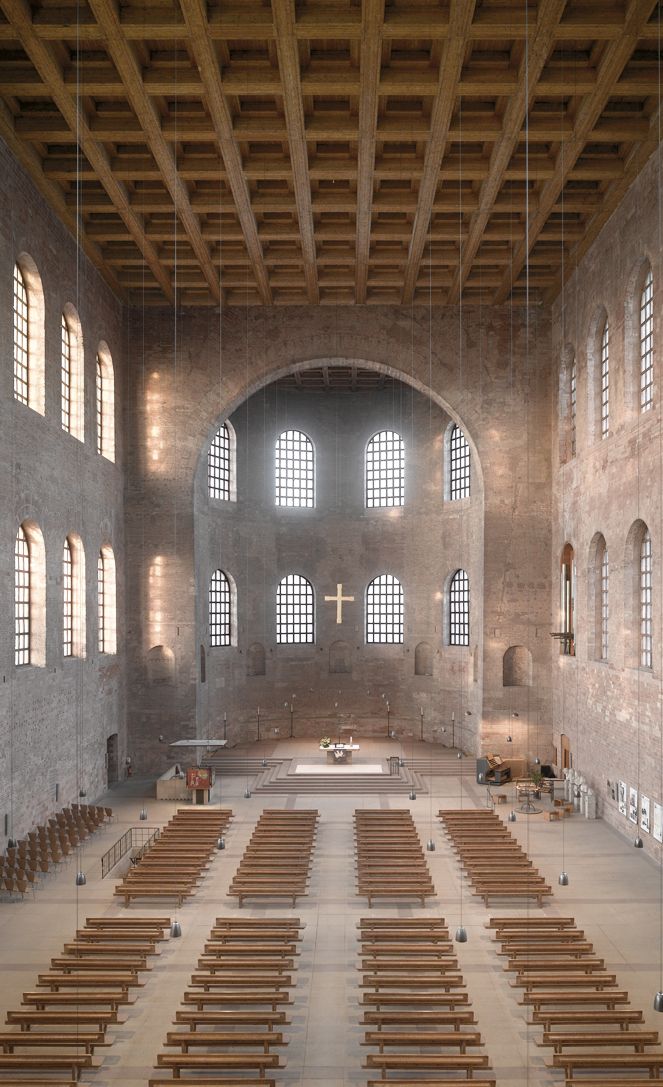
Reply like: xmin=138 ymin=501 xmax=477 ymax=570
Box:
xmin=275 ymin=430 xmax=314 ymax=508
xmin=600 ymin=543 xmax=609 ymax=661
xmin=13 ymin=263 xmax=29 ymax=405
xmin=208 ymin=421 xmax=236 ymax=501
xmin=277 ymin=574 xmax=315 ymax=643
xmin=63 ymin=535 xmax=86 ymax=658
xmin=641 ymin=529 xmax=652 ymax=669
xmin=641 ymin=268 xmax=654 ymax=412
xmin=560 ymin=543 xmax=575 ymax=656
xmin=570 ymin=358 xmax=577 ymax=457
xmin=365 ymin=430 xmax=404 ymax=507
xmin=449 ymin=569 xmax=470 ymax=646
xmin=366 ymin=574 xmax=403 ymax=644
xmin=96 ymin=345 xmax=115 ymax=461
xmin=12 ymin=256 xmax=45 ymax=413
xmin=600 ymin=319 xmax=609 ymax=438
xmin=15 ymin=525 xmax=30 ymax=665
xmin=449 ymin=424 xmax=471 ymax=499
xmin=61 ymin=307 xmax=84 ymax=441
xmin=209 ymin=569 xmax=234 ymax=647
xmin=98 ymin=545 xmax=117 ymax=654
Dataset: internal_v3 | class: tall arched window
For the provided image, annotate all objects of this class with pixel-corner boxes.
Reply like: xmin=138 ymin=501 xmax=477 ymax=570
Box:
xmin=600 ymin=543 xmax=609 ymax=661
xmin=12 ymin=256 xmax=45 ymax=413
xmin=449 ymin=569 xmax=470 ymax=646
xmin=13 ymin=263 xmax=29 ymax=406
xmin=96 ymin=345 xmax=115 ymax=461
xmin=61 ymin=307 xmax=84 ymax=441
xmin=209 ymin=569 xmax=233 ymax=647
xmin=641 ymin=529 xmax=652 ymax=669
xmin=366 ymin=574 xmax=403 ymax=644
xmin=276 ymin=574 xmax=315 ymax=643
xmin=641 ymin=268 xmax=654 ymax=412
xmin=275 ymin=430 xmax=315 ymax=508
xmin=98 ymin=545 xmax=117 ymax=654
xmin=365 ymin=430 xmax=404 ymax=507
xmin=449 ymin=424 xmax=471 ymax=499
xmin=15 ymin=526 xmax=30 ymax=665
xmin=63 ymin=536 xmax=86 ymax=658
xmin=560 ymin=543 xmax=575 ymax=656
xmin=570 ymin=358 xmax=577 ymax=457
xmin=208 ymin=421 xmax=236 ymax=501
xmin=600 ymin=319 xmax=609 ymax=438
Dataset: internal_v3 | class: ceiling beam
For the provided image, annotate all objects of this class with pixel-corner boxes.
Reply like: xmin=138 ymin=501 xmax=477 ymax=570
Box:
xmin=0 ymin=0 xmax=173 ymax=302
xmin=446 ymin=0 xmax=566 ymax=304
xmin=271 ymin=0 xmax=319 ymax=304
xmin=87 ymin=0 xmax=220 ymax=304
xmin=179 ymin=0 xmax=272 ymax=304
xmin=400 ymin=0 xmax=477 ymax=304
xmin=493 ymin=0 xmax=660 ymax=304
xmin=355 ymin=0 xmax=384 ymax=304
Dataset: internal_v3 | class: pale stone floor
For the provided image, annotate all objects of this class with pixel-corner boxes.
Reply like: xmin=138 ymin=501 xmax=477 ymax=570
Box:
xmin=0 ymin=739 xmax=659 ymax=1086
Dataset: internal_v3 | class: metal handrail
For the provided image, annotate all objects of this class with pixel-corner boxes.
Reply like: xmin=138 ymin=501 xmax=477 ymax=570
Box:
xmin=101 ymin=826 xmax=160 ymax=878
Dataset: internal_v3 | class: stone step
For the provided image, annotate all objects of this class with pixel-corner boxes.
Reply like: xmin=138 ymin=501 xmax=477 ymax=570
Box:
xmin=251 ymin=763 xmax=427 ymax=795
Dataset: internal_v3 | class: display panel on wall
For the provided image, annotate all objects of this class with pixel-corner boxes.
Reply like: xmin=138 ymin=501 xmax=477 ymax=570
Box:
xmin=629 ymin=787 xmax=638 ymax=824
xmin=654 ymin=803 xmax=663 ymax=844
xmin=618 ymin=781 xmax=627 ymax=816
xmin=640 ymin=795 xmax=651 ymax=835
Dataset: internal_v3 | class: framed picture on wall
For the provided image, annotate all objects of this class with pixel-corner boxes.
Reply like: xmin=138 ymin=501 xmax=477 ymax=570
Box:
xmin=641 ymin=795 xmax=651 ymax=834
xmin=654 ymin=803 xmax=663 ymax=843
xmin=618 ymin=780 xmax=627 ymax=816
xmin=629 ymin=786 xmax=638 ymax=824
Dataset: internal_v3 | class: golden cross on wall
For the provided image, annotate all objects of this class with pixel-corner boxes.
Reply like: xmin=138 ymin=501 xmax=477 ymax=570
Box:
xmin=324 ymin=582 xmax=355 ymax=624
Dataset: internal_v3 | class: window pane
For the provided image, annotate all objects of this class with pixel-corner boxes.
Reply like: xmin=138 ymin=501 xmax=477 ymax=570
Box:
xmin=366 ymin=430 xmax=404 ymax=508
xmin=600 ymin=320 xmax=609 ymax=438
xmin=13 ymin=265 xmax=29 ymax=405
xmin=641 ymin=269 xmax=654 ymax=412
xmin=641 ymin=530 xmax=652 ymax=668
xmin=570 ymin=361 xmax=577 ymax=457
xmin=601 ymin=547 xmax=609 ymax=661
xmin=98 ymin=553 xmax=105 ymax=653
xmin=450 ymin=425 xmax=470 ymax=499
xmin=275 ymin=430 xmax=314 ymax=508
xmin=61 ymin=315 xmax=72 ymax=433
xmin=277 ymin=574 xmax=315 ymax=643
xmin=209 ymin=570 xmax=231 ymax=647
xmin=366 ymin=574 xmax=403 ymax=644
xmin=63 ymin=539 xmax=73 ymax=657
xmin=96 ymin=356 xmax=103 ymax=456
xmin=15 ymin=527 xmax=30 ymax=666
xmin=450 ymin=569 xmax=470 ymax=646
xmin=209 ymin=424 xmax=231 ymax=500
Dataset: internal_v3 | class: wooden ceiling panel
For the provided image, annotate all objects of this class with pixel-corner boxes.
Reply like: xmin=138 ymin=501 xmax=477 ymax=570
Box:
xmin=0 ymin=0 xmax=660 ymax=305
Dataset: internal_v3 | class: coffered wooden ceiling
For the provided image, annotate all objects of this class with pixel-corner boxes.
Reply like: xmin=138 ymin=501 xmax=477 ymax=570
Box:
xmin=0 ymin=0 xmax=661 ymax=307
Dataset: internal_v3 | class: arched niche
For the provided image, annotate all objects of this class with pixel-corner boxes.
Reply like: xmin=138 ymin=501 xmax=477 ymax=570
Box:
xmin=247 ymin=642 xmax=266 ymax=677
xmin=503 ymin=645 xmax=532 ymax=687
xmin=147 ymin=644 xmax=175 ymax=685
xmin=414 ymin=641 xmax=433 ymax=676
xmin=329 ymin=640 xmax=352 ymax=674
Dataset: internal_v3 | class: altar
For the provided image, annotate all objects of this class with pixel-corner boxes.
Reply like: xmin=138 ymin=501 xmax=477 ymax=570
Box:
xmin=320 ymin=742 xmax=360 ymax=763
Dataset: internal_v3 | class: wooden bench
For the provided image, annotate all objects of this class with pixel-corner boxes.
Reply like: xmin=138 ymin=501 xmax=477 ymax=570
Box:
xmin=190 ymin=972 xmax=293 ymax=991
xmin=36 ymin=972 xmax=140 ymax=991
xmin=512 ymin=972 xmax=618 ymax=990
xmin=520 ymin=990 xmax=629 ymax=1011
xmin=361 ymin=992 xmax=470 ymax=1008
xmin=150 ymin=1080 xmax=275 ymax=1087
xmin=551 ymin=1053 xmax=663 ymax=1081
xmin=362 ymin=1009 xmax=477 ymax=1028
xmin=531 ymin=1009 xmax=644 ymax=1030
xmin=0 ymin=1031 xmax=107 ymax=1055
xmin=0 ymin=1055 xmax=93 ymax=1079
xmin=22 ymin=990 xmax=136 ymax=1009
xmin=542 ymin=1030 xmax=659 ymax=1053
xmin=506 ymin=956 xmax=605 ymax=973
xmin=165 ymin=1030 xmax=285 ymax=1053
xmin=364 ymin=1053 xmax=490 ymax=1074
xmin=363 ymin=1029 xmax=482 ymax=1052
xmin=51 ymin=956 xmax=150 ymax=972
xmin=486 ymin=916 xmax=576 ymax=929
xmin=155 ymin=1052 xmax=282 ymax=1075
xmin=360 ymin=974 xmax=465 ymax=990
xmin=7 ymin=1009 xmax=121 ymax=1029
xmin=174 ymin=1010 xmax=289 ymax=1028
xmin=182 ymin=991 xmax=293 ymax=1011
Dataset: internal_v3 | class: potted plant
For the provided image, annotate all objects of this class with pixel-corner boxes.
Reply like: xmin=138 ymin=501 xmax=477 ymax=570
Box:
xmin=320 ymin=736 xmax=331 ymax=749
xmin=530 ymin=768 xmax=543 ymax=798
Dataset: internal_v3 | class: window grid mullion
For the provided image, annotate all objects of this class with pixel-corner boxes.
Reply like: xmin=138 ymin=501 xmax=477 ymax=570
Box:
xmin=450 ymin=569 xmax=470 ymax=646
xmin=600 ymin=321 xmax=609 ymax=438
xmin=641 ymin=269 xmax=654 ymax=412
xmin=15 ymin=528 xmax=30 ymax=666
xmin=276 ymin=574 xmax=314 ymax=643
xmin=13 ymin=265 xmax=29 ymax=405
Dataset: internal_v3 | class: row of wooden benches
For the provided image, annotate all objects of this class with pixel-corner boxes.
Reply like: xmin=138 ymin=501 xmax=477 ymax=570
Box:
xmin=149 ymin=915 xmax=304 ymax=1086
xmin=0 ymin=914 xmax=171 ymax=1085
xmin=439 ymin=807 xmax=553 ymax=906
xmin=358 ymin=916 xmax=496 ymax=1086
xmin=227 ymin=808 xmax=318 ymax=907
xmin=354 ymin=809 xmax=435 ymax=907
xmin=113 ymin=807 xmax=233 ymax=906
xmin=489 ymin=914 xmax=663 ymax=1085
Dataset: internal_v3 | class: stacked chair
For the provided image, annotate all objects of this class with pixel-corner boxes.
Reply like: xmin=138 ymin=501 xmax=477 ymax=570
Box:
xmin=439 ymin=808 xmax=553 ymax=907
xmin=1 ymin=804 xmax=112 ymax=901
xmin=114 ymin=808 xmax=232 ymax=907
xmin=228 ymin=809 xmax=318 ymax=907
xmin=150 ymin=916 xmax=302 ymax=1086
xmin=0 ymin=915 xmax=169 ymax=1083
xmin=359 ymin=916 xmax=496 ymax=1085
xmin=354 ymin=809 xmax=435 ymax=906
